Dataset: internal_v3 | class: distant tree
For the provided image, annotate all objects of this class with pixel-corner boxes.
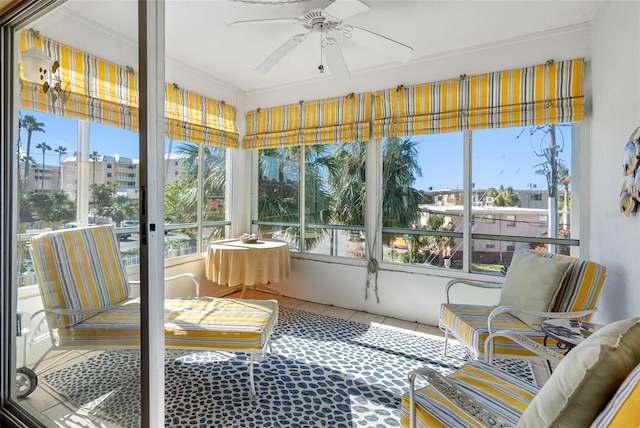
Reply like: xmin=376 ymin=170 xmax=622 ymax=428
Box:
xmin=89 ymin=150 xmax=101 ymax=183
xmin=424 ymin=214 xmax=455 ymax=266
xmin=90 ymin=182 xmax=137 ymax=226
xmin=382 ymin=137 xmax=422 ymax=235
xmin=54 ymin=145 xmax=67 ymax=189
xmin=35 ymin=142 xmax=52 ymax=190
xmin=485 ymin=185 xmax=520 ymax=207
xmin=417 ymin=189 xmax=434 ymax=204
xmin=90 ymin=182 xmax=118 ymax=212
xmin=103 ymin=194 xmax=138 ymax=227
xmin=28 ymin=190 xmax=75 ymax=230
xmin=19 ymin=115 xmax=45 ymax=184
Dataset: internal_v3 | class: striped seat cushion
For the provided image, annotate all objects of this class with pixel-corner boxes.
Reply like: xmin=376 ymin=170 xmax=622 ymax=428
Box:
xmin=57 ymin=297 xmax=279 ymax=350
xmin=440 ymin=304 xmax=558 ymax=358
xmin=30 ymin=225 xmax=130 ymax=330
xmin=400 ymin=360 xmax=539 ymax=427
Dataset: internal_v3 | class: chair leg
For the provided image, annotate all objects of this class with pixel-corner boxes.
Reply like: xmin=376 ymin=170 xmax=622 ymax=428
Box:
xmin=443 ymin=329 xmax=449 ymax=357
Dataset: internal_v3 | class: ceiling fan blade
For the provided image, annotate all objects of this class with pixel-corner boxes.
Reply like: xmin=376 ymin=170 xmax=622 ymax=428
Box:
xmin=341 ymin=25 xmax=413 ymax=62
xmin=323 ymin=37 xmax=350 ymax=80
xmin=255 ymin=33 xmax=307 ymax=74
xmin=228 ymin=18 xmax=300 ymax=27
xmin=323 ymin=0 xmax=369 ymax=21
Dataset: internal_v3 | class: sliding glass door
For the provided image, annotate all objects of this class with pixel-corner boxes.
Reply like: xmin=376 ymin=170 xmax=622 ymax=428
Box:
xmin=1 ymin=1 xmax=166 ymax=426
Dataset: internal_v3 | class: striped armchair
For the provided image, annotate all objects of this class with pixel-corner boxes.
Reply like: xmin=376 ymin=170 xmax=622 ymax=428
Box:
xmin=440 ymin=249 xmax=607 ymax=361
xmin=20 ymin=225 xmax=279 ymax=399
xmin=402 ymin=317 xmax=640 ymax=428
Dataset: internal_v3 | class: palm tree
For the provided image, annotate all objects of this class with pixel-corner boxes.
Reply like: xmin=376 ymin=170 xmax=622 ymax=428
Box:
xmin=381 ymin=137 xmax=422 ymax=235
xmin=89 ymin=150 xmax=101 ymax=183
xmin=28 ymin=190 xmax=75 ymax=230
xmin=19 ymin=115 xmax=45 ymax=184
xmin=54 ymin=145 xmax=67 ymax=189
xmin=165 ymin=144 xmax=227 ymax=239
xmin=35 ymin=142 xmax=52 ymax=190
xmin=485 ymin=185 xmax=520 ymax=207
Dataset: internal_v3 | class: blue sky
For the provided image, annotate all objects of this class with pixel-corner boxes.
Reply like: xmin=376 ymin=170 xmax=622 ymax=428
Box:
xmin=20 ymin=110 xmax=572 ymax=191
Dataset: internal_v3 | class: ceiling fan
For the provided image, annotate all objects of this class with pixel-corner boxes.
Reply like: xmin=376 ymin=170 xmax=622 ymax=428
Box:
xmin=228 ymin=0 xmax=413 ymax=79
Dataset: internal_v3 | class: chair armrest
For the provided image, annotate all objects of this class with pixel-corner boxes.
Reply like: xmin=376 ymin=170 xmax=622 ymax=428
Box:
xmin=445 ymin=279 xmax=502 ymax=303
xmin=488 ymin=306 xmax=597 ymax=334
xmin=485 ymin=330 xmax=564 ymax=364
xmin=407 ymin=367 xmax=510 ymax=428
xmin=130 ymin=272 xmax=200 ymax=296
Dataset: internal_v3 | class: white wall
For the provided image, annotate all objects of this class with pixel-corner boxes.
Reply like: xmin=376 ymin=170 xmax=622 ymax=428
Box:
xmin=588 ymin=1 xmax=640 ymax=323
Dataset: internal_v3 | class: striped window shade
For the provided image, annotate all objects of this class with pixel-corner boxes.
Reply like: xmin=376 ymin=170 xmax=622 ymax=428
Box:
xmin=165 ymin=84 xmax=239 ymax=148
xmin=18 ymin=29 xmax=238 ymax=148
xmin=243 ymin=92 xmax=371 ymax=149
xmin=19 ymin=29 xmax=139 ymax=132
xmin=373 ymin=58 xmax=584 ymax=138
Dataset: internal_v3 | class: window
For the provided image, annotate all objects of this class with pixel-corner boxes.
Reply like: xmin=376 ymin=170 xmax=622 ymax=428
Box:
xmin=107 ymin=172 xmax=112 ymax=178
xmin=304 ymin=143 xmax=366 ymax=258
xmin=382 ymin=133 xmax=463 ymax=268
xmin=255 ymin=143 xmax=365 ymax=259
xmin=532 ymin=193 xmax=542 ymax=201
xmin=539 ymin=215 xmax=548 ymax=227
xmin=256 ymin=147 xmax=300 ymax=246
xmin=379 ymin=124 xmax=579 ymax=274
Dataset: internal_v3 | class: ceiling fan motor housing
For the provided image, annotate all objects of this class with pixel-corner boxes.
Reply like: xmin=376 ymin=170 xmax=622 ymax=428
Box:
xmin=301 ymin=9 xmax=340 ymax=31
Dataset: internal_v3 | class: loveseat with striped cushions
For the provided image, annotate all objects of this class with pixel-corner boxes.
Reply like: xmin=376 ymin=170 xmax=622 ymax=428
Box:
xmin=25 ymin=225 xmax=278 ymax=399
xmin=440 ymin=249 xmax=607 ymax=361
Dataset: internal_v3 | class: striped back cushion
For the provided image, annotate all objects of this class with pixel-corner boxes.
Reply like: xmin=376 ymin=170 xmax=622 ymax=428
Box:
xmin=591 ymin=363 xmax=640 ymax=427
xmin=30 ymin=225 xmax=131 ymax=330
xmin=527 ymin=250 xmax=606 ymax=319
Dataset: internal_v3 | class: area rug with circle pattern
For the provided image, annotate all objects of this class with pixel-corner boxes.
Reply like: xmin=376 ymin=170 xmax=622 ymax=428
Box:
xmin=44 ymin=306 xmax=534 ymax=427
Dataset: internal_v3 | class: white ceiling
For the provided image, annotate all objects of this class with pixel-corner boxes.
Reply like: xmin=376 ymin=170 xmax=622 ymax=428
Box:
xmin=30 ymin=0 xmax=603 ymax=94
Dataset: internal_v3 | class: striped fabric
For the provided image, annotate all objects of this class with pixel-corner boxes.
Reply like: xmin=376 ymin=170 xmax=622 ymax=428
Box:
xmin=30 ymin=225 xmax=130 ymax=330
xmin=440 ymin=251 xmax=605 ymax=359
xmin=243 ymin=92 xmax=371 ymax=149
xmin=19 ymin=29 xmax=238 ymax=148
xmin=440 ymin=304 xmax=557 ymax=358
xmin=531 ymin=250 xmax=607 ymax=320
xmin=374 ymin=58 xmax=584 ymax=138
xmin=400 ymin=360 xmax=539 ymax=427
xmin=19 ymin=30 xmax=138 ymax=131
xmin=591 ymin=363 xmax=640 ymax=428
xmin=56 ymin=297 xmax=279 ymax=351
xmin=165 ymin=83 xmax=239 ymax=148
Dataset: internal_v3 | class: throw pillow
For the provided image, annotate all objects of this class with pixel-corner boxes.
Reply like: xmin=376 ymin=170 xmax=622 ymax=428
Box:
xmin=518 ymin=317 xmax=640 ymax=428
xmin=498 ymin=249 xmax=572 ymax=330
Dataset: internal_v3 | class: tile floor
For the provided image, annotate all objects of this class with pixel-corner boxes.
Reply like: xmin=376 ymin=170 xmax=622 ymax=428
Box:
xmin=17 ymin=290 xmax=549 ymax=427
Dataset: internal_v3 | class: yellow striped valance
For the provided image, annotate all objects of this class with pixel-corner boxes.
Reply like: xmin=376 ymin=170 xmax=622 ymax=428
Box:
xmin=165 ymin=84 xmax=239 ymax=148
xmin=19 ymin=29 xmax=238 ymax=148
xmin=373 ymin=58 xmax=584 ymax=138
xmin=19 ymin=29 xmax=139 ymax=131
xmin=243 ymin=92 xmax=371 ymax=149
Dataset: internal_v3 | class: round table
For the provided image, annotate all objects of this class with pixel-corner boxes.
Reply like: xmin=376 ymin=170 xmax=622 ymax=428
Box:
xmin=206 ymin=239 xmax=291 ymax=297
xmin=541 ymin=318 xmax=603 ymax=352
